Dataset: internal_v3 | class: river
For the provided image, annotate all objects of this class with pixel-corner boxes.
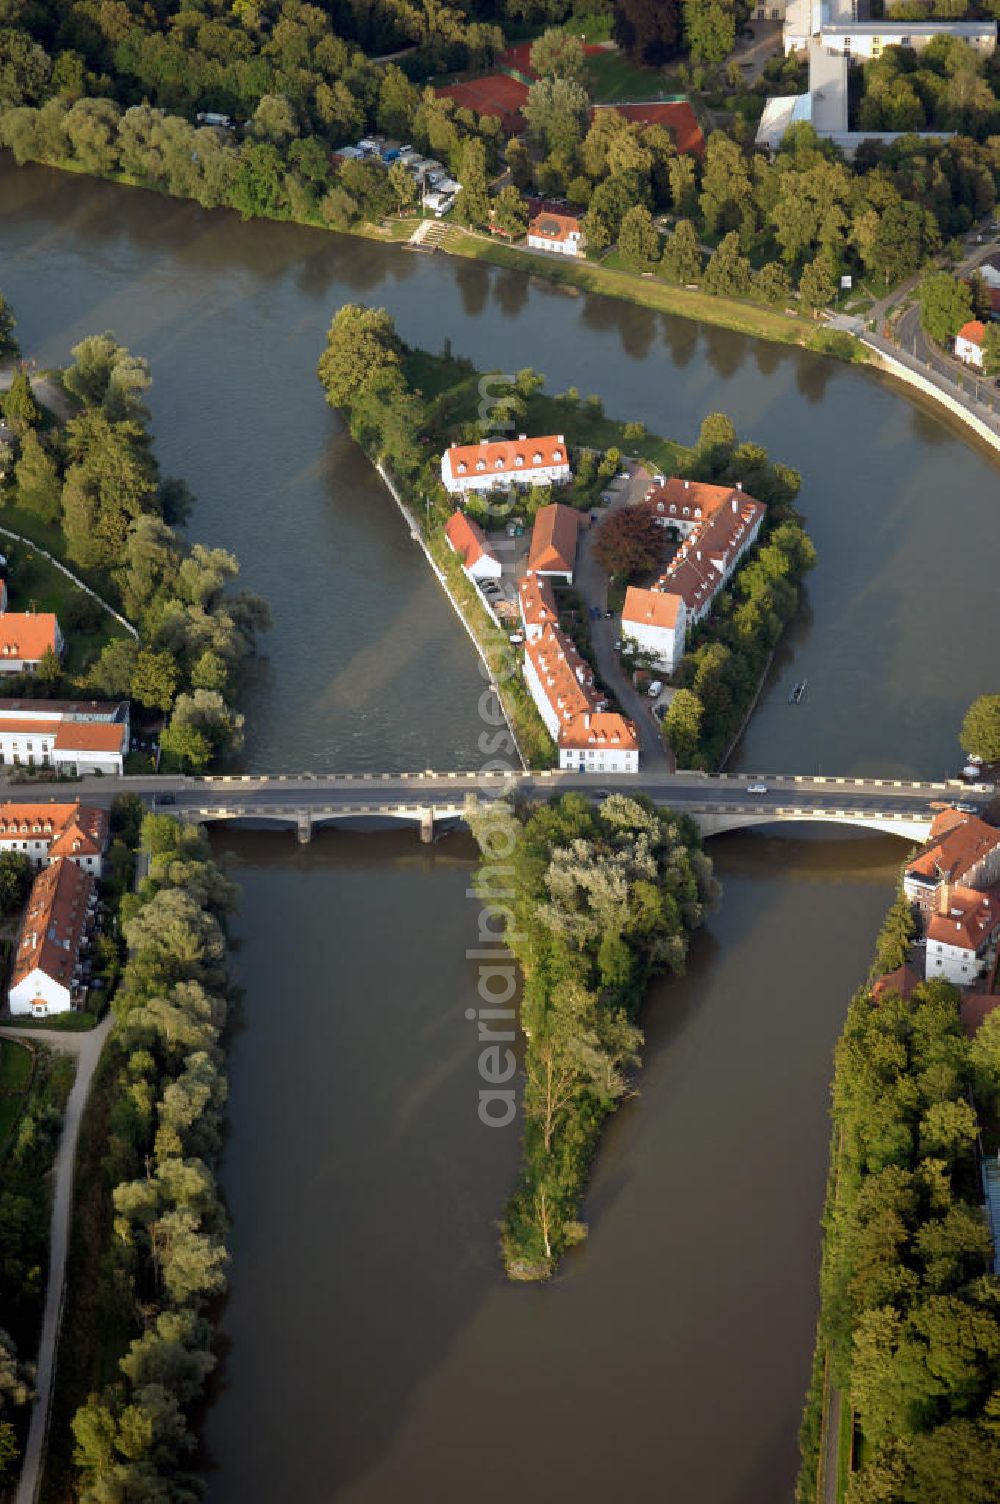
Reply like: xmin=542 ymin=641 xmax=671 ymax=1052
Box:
xmin=1 ymin=157 xmax=997 ymax=1503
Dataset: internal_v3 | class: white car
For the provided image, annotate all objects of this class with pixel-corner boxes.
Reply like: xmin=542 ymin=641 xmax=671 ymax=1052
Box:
xmin=647 ymin=680 xmax=663 ymax=698
xmin=747 ymin=783 xmax=768 ymax=795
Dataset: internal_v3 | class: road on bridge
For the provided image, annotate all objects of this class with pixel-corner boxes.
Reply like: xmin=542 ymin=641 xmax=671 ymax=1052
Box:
xmin=11 ymin=768 xmax=989 ymax=831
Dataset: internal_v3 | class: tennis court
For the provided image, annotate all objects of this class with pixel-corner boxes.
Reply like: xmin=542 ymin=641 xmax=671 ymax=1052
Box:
xmin=436 ymin=73 xmax=530 ymax=134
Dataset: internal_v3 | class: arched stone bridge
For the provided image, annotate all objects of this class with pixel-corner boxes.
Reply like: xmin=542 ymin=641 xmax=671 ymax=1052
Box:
xmin=37 ymin=769 xmax=992 ymax=845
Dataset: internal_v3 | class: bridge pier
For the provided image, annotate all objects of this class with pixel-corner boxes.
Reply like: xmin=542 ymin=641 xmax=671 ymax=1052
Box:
xmin=419 ymin=807 xmax=434 ymax=845
xmin=296 ymin=811 xmax=312 ymax=845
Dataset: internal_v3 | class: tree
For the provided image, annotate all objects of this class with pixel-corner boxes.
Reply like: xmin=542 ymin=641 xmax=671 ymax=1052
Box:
xmin=506 ymin=137 xmax=532 ymax=191
xmin=64 ymin=333 xmax=151 ymax=421
xmin=799 ymin=253 xmax=837 ymax=314
xmin=683 ymin=0 xmax=737 ymax=62
xmin=661 ymin=219 xmax=701 ymax=283
xmin=3 ymin=370 xmax=40 ymax=435
xmin=981 ymin=324 xmax=1000 ymax=376
xmin=754 ymin=261 xmax=791 ymax=306
xmin=591 ymin=502 xmax=663 ymax=577
xmin=388 ymin=158 xmax=418 ymax=215
xmin=454 ymin=137 xmax=490 ymax=227
xmin=703 ymin=232 xmax=752 ymax=297
xmin=491 ymin=185 xmax=529 ymax=240
xmin=613 ymin=0 xmax=683 ymax=63
xmin=64 ymin=98 xmax=120 ymax=174
xmin=131 ymin=650 xmax=179 ymax=713
xmin=530 ymin=28 xmax=587 ymax=82
xmin=317 ymin=305 xmax=401 ymax=409
xmin=36 ymin=646 xmax=62 ymax=687
xmin=961 ymin=695 xmax=1000 ymax=762
xmin=0 ymin=294 xmax=16 ymax=357
xmin=618 ymin=204 xmax=660 ymax=268
xmin=14 ymin=429 xmax=61 ymax=523
xmin=919 ymin=272 xmax=974 ymax=345
xmin=87 ymin=637 xmax=139 ymax=698
xmin=522 ymin=77 xmax=591 ymax=157
xmin=665 ymin=688 xmax=703 ymax=765
xmin=0 ymin=853 xmax=31 ymax=915
xmin=668 ymin=155 xmax=699 ymax=218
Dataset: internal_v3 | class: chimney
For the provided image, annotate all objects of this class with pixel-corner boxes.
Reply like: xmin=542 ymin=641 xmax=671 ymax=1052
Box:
xmin=684 ymin=479 xmax=689 ymax=490
xmin=732 ymin=496 xmax=738 ymax=513
xmin=736 ymin=481 xmax=742 ymax=491
xmin=558 ymin=434 xmax=564 ymax=443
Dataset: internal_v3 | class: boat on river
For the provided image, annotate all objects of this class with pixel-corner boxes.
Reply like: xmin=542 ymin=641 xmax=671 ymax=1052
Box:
xmin=789 ymin=680 xmax=808 ymax=705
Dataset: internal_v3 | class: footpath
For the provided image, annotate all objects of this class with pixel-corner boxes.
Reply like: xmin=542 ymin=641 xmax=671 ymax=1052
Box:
xmin=0 ymin=1015 xmax=113 ymax=1504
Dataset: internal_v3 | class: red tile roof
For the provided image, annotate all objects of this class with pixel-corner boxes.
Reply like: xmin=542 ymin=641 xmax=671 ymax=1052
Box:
xmin=907 ymin=813 xmax=1000 ymax=887
xmin=53 ymin=722 xmax=127 ymax=754
xmin=525 ymin=624 xmax=598 ymax=727
xmin=444 ymin=436 xmax=568 ymax=485
xmin=560 ymin=710 xmax=638 ymax=753
xmin=527 ymin=502 xmax=580 ymax=576
xmin=11 ymin=856 xmax=94 ymax=993
xmin=0 ymin=613 xmax=59 ymax=663
xmin=518 ymin=574 xmax=558 ymax=633
xmin=958 ymin=320 xmax=986 ymax=346
xmin=959 ymin=991 xmax=1000 ymax=1037
xmin=649 ymin=481 xmax=765 ymax=615
xmin=926 ymin=885 xmax=1000 ymax=952
xmin=529 ymin=211 xmax=581 ymax=244
xmin=0 ymin=802 xmax=108 ymax=858
xmin=622 ymin=585 xmax=682 ymax=631
xmin=444 ymin=511 xmax=498 ymax=571
xmin=871 ymin=963 xmax=922 ymax=1002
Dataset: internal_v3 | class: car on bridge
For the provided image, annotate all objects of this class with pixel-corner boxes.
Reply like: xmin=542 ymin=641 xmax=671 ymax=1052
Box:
xmin=746 ymin=783 xmax=768 ymax=795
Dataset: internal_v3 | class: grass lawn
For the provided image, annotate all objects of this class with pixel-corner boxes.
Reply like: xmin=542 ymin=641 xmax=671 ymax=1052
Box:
xmin=560 ymin=13 xmax=613 ymax=41
xmin=442 ymin=227 xmax=826 ymax=350
xmin=0 ymin=1039 xmax=32 ymax=1148
xmin=583 ymin=49 xmax=675 ymax=103
xmin=0 ymin=504 xmax=131 ymax=678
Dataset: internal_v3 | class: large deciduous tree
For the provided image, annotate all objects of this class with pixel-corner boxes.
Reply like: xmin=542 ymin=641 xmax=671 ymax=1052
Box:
xmin=591 ymin=501 xmax=663 ymax=577
xmin=317 ymin=304 xmax=402 ymax=409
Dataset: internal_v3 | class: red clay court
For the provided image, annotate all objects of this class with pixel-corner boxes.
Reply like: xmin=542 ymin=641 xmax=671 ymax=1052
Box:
xmin=594 ymin=101 xmax=706 ymax=156
xmin=496 ymin=40 xmax=606 ymax=79
xmin=435 ymin=73 xmax=530 ymax=134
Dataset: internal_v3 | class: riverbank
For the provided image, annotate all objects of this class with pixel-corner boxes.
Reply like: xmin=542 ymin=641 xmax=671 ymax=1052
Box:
xmin=0 ymin=150 xmax=871 ymax=364
xmin=467 ymin=790 xmax=719 ymax=1279
xmin=41 ymin=812 xmax=237 ymax=1502
xmin=795 ymin=886 xmax=1000 ymax=1502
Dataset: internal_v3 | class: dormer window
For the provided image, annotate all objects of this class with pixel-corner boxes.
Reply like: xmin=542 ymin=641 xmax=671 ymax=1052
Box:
xmin=495 ymin=458 xmax=504 ymax=469
xmin=476 ymin=459 xmax=486 ymax=472
xmin=515 ymin=455 xmax=524 ymax=467
xmin=552 ymin=449 xmax=563 ymax=461
xmin=532 ymin=452 xmax=542 ymax=464
xmin=683 ymin=507 xmax=689 ymax=517
xmin=694 ymin=507 xmax=702 ymax=518
xmin=457 ymin=462 xmax=467 ymax=474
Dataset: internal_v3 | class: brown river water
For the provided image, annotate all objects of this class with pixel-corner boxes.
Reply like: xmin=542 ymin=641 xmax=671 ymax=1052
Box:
xmin=1 ymin=157 xmax=998 ymax=1502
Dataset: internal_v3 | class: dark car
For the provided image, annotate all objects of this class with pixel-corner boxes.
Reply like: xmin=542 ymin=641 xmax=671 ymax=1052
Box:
xmin=158 ymin=792 xmax=176 ymax=805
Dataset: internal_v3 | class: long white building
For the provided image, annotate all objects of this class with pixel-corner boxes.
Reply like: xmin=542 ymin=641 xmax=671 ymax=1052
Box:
xmin=0 ymin=698 xmax=129 ymax=775
xmin=441 ymin=436 xmax=571 ymax=496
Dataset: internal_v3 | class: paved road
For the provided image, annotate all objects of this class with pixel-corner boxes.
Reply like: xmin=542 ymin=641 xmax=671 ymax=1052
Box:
xmin=14 ymin=769 xmax=988 ymax=824
xmin=0 ymin=1015 xmax=113 ymax=1504
xmin=574 ymin=464 xmax=672 ymax=770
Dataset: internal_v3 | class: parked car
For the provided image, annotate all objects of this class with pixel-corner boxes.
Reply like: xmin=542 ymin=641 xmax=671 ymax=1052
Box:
xmin=647 ymin=680 xmax=664 ymax=697
xmin=604 ymin=609 xmax=613 ymax=619
xmin=614 ymin=639 xmax=622 ymax=651
xmin=653 ymin=704 xmax=667 ymax=722
xmin=747 ymin=783 xmax=768 ymax=795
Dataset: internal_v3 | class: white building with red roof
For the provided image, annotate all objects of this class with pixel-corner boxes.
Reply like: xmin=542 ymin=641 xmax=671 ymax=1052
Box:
xmin=526 ymin=502 xmax=580 ymax=583
xmin=0 ymin=802 xmax=109 ymax=876
xmin=441 ymin=435 xmax=571 ymax=496
xmin=956 ymin=320 xmax=986 ymax=367
xmin=926 ymin=885 xmax=1000 ymax=986
xmin=621 ymin=585 xmax=686 ymax=672
xmin=0 ymin=699 xmax=129 ymax=776
xmin=527 ymin=211 xmax=583 ymax=257
xmin=444 ymin=511 xmax=502 ymax=581
xmin=0 ymin=610 xmax=63 ymax=674
xmin=518 ymin=580 xmax=638 ymax=771
xmin=8 ymin=857 xmax=97 ymax=1017
xmin=903 ymin=809 xmax=1000 ymax=914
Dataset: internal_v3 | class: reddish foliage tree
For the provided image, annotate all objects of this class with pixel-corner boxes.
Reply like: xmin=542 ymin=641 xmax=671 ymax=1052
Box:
xmin=591 ymin=502 xmax=662 ymax=578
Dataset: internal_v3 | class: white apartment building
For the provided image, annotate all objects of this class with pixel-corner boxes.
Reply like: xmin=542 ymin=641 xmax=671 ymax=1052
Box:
xmin=8 ymin=857 xmax=97 ymax=1017
xmin=622 ymin=586 xmax=687 ymax=673
xmin=0 ymin=699 xmax=129 ymax=776
xmin=441 ymin=436 xmax=571 ymax=496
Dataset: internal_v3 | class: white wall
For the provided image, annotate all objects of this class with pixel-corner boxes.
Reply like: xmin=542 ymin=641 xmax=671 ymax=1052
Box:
xmin=9 ymin=967 xmax=72 ymax=1016
xmin=523 ymin=652 xmax=562 ymax=740
xmin=622 ymin=616 xmax=684 ymax=672
xmin=926 ymin=938 xmax=990 ymax=985
xmin=465 ymin=554 xmax=502 ymax=581
xmin=527 ymin=235 xmax=581 ymax=257
xmin=559 ymin=744 xmax=639 ymax=773
xmin=443 ymin=462 xmax=571 ymax=495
